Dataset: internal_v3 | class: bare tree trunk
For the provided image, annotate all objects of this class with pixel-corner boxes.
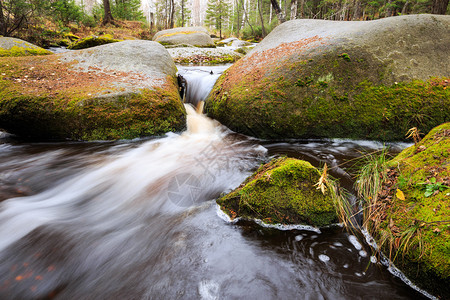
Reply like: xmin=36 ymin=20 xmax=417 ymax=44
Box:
xmin=269 ymin=4 xmax=273 ymax=23
xmin=236 ymin=0 xmax=240 ymax=35
xmin=352 ymin=0 xmax=362 ymax=20
xmin=169 ymin=0 xmax=175 ymax=28
xmin=431 ymin=0 xmax=449 ymax=14
xmin=102 ymin=0 xmax=114 ymax=25
xmin=150 ymin=12 xmax=154 ymax=32
xmin=258 ymin=0 xmax=266 ymax=36
xmin=385 ymin=0 xmax=393 ymax=17
xmin=240 ymin=0 xmax=255 ymax=35
xmin=0 ymin=0 xmax=5 ymax=36
xmin=270 ymin=0 xmax=286 ymax=23
xmin=290 ymin=0 xmax=298 ymax=19
xmin=181 ymin=0 xmax=185 ymax=26
xmin=300 ymin=0 xmax=304 ymax=17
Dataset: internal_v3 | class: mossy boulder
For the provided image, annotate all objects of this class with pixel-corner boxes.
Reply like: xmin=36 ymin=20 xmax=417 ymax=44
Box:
xmin=67 ymin=34 xmax=121 ymax=50
xmin=0 ymin=37 xmax=52 ymax=57
xmin=206 ymin=15 xmax=450 ymax=141
xmin=369 ymin=123 xmax=450 ymax=298
xmin=0 ymin=40 xmax=185 ymax=140
xmin=217 ymin=157 xmax=338 ymax=227
xmin=153 ymin=27 xmax=215 ymax=48
xmin=167 ymin=47 xmax=242 ymax=65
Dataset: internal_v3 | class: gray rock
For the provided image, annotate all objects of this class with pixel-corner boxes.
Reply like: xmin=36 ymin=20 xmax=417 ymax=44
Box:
xmin=231 ymin=40 xmax=252 ymax=48
xmin=0 ymin=40 xmax=185 ymax=140
xmin=0 ymin=37 xmax=52 ymax=56
xmin=153 ymin=27 xmax=215 ymax=47
xmin=251 ymin=14 xmax=449 ymax=81
xmin=206 ymin=14 xmax=450 ymax=141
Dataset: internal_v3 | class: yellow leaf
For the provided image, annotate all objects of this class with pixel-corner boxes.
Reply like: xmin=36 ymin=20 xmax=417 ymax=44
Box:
xmin=396 ymin=189 xmax=405 ymax=200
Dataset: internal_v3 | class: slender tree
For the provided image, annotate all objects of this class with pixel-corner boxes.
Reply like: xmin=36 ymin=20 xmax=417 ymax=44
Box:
xmin=431 ymin=0 xmax=449 ymax=14
xmin=103 ymin=0 xmax=114 ymax=24
xmin=270 ymin=0 xmax=286 ymax=23
xmin=0 ymin=0 xmax=5 ymax=35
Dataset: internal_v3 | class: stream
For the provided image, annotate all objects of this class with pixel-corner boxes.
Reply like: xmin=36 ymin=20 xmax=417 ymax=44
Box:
xmin=0 ymin=65 xmax=432 ymax=299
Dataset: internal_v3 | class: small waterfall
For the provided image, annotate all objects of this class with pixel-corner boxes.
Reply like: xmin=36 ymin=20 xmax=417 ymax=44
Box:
xmin=177 ymin=65 xmax=230 ymax=107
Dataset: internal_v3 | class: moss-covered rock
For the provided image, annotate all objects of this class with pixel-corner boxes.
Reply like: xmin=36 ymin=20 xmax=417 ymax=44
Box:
xmin=153 ymin=27 xmax=215 ymax=48
xmin=0 ymin=40 xmax=186 ymax=140
xmin=368 ymin=123 xmax=450 ymax=298
xmin=0 ymin=37 xmax=52 ymax=57
xmin=167 ymin=47 xmax=242 ymax=65
xmin=217 ymin=157 xmax=338 ymax=227
xmin=67 ymin=34 xmax=121 ymax=50
xmin=206 ymin=15 xmax=450 ymax=141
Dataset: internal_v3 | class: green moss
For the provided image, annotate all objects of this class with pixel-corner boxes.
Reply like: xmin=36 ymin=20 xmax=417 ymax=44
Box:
xmin=339 ymin=53 xmax=351 ymax=61
xmin=217 ymin=157 xmax=338 ymax=227
xmin=67 ymin=35 xmax=121 ymax=50
xmin=369 ymin=123 xmax=450 ymax=297
xmin=0 ymin=45 xmax=52 ymax=57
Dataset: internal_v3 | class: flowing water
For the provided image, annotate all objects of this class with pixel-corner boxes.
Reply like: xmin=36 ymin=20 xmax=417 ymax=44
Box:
xmin=0 ymin=66 xmax=431 ymax=299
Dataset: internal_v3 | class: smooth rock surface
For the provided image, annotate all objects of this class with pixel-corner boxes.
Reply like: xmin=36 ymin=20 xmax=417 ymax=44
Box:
xmin=153 ymin=27 xmax=215 ymax=47
xmin=0 ymin=40 xmax=185 ymax=140
xmin=206 ymin=15 xmax=450 ymax=141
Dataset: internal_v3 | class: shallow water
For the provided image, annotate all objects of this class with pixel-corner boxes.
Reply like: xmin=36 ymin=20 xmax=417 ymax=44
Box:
xmin=0 ymin=66 xmax=429 ymax=299
xmin=0 ymin=106 xmax=427 ymax=299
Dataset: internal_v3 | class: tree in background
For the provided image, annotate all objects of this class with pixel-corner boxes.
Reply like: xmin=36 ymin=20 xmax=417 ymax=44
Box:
xmin=176 ymin=0 xmax=191 ymax=27
xmin=112 ymin=0 xmax=145 ymax=21
xmin=102 ymin=0 xmax=114 ymax=24
xmin=205 ymin=0 xmax=231 ymax=38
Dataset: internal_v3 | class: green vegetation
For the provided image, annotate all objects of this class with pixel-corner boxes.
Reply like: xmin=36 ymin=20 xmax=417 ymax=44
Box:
xmin=67 ymin=34 xmax=121 ymax=50
xmin=0 ymin=45 xmax=52 ymax=57
xmin=217 ymin=157 xmax=343 ymax=227
xmin=355 ymin=123 xmax=450 ymax=298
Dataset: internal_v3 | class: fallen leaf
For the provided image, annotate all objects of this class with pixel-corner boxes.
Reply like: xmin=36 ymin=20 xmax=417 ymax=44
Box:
xmin=396 ymin=189 xmax=405 ymax=200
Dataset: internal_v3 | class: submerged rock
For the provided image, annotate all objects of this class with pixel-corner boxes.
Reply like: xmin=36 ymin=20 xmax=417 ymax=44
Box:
xmin=206 ymin=14 xmax=450 ymax=141
xmin=0 ymin=37 xmax=52 ymax=57
xmin=67 ymin=34 xmax=121 ymax=50
xmin=0 ymin=40 xmax=185 ymax=140
xmin=153 ymin=27 xmax=215 ymax=48
xmin=363 ymin=123 xmax=450 ymax=298
xmin=217 ymin=157 xmax=338 ymax=227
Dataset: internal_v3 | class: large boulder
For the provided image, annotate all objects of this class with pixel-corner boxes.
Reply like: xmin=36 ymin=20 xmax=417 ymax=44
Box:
xmin=0 ymin=40 xmax=185 ymax=140
xmin=217 ymin=157 xmax=339 ymax=227
xmin=153 ymin=27 xmax=215 ymax=47
xmin=359 ymin=123 xmax=450 ymax=297
xmin=0 ymin=37 xmax=52 ymax=57
xmin=206 ymin=15 xmax=450 ymax=141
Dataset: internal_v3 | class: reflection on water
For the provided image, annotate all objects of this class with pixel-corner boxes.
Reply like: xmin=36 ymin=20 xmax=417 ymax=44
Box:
xmin=0 ymin=107 xmax=428 ymax=299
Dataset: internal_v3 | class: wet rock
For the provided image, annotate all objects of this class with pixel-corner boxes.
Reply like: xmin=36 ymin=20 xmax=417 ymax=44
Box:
xmin=206 ymin=14 xmax=450 ymax=141
xmin=0 ymin=37 xmax=52 ymax=57
xmin=0 ymin=40 xmax=185 ymax=140
xmin=153 ymin=27 xmax=215 ymax=48
xmin=217 ymin=157 xmax=338 ymax=227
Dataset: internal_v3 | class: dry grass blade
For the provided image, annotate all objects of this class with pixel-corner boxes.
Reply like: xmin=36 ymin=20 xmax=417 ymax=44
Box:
xmin=314 ymin=163 xmax=328 ymax=195
xmin=405 ymin=127 xmax=422 ymax=144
